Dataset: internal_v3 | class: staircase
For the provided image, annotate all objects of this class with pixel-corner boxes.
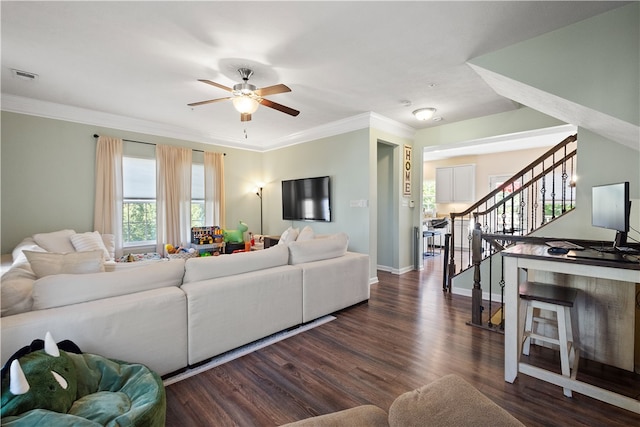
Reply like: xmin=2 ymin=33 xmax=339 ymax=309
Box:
xmin=442 ymin=134 xmax=578 ymax=329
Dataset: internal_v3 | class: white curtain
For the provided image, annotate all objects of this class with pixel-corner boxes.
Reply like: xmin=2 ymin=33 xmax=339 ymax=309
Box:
xmin=204 ymin=152 xmax=225 ymax=228
xmin=94 ymin=136 xmax=123 ymax=258
xmin=157 ymin=145 xmax=192 ymax=253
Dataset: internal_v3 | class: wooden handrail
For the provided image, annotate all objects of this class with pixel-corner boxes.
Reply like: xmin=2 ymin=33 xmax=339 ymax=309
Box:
xmin=451 ymin=134 xmax=577 ymax=221
xmin=474 ymin=148 xmax=576 ymax=217
xmin=444 ymin=133 xmax=578 ymax=293
xmin=449 ymin=134 xmax=580 ymax=331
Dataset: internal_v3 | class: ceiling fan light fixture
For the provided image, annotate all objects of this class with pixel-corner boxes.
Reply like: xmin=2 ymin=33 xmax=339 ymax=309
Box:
xmin=413 ymin=108 xmax=437 ymax=121
xmin=232 ymin=96 xmax=259 ymax=114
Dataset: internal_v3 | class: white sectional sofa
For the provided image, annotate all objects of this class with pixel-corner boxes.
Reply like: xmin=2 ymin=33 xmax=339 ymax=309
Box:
xmin=1 ymin=230 xmax=370 ymax=376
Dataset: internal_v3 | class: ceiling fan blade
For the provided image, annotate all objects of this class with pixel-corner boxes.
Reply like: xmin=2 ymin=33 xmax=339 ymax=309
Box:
xmin=240 ymin=113 xmax=252 ymax=122
xmin=187 ymin=97 xmax=232 ymax=107
xmin=255 ymin=84 xmax=291 ymax=97
xmin=259 ymin=98 xmax=300 ymax=117
xmin=198 ymin=79 xmax=233 ymax=92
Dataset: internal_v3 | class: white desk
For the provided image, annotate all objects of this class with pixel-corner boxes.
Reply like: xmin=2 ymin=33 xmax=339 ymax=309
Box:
xmin=502 ymin=244 xmax=640 ymax=414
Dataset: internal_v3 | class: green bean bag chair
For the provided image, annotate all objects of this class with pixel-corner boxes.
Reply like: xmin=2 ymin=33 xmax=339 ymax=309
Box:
xmin=1 ymin=333 xmax=165 ymax=426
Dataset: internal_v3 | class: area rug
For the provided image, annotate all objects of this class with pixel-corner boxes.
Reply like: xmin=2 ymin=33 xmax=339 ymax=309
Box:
xmin=163 ymin=315 xmax=336 ymax=386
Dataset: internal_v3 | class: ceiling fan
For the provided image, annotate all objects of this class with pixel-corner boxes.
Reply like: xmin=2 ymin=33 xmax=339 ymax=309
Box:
xmin=188 ymin=68 xmax=300 ymax=122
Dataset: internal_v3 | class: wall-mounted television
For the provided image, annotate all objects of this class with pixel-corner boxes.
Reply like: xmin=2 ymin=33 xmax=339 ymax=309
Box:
xmin=592 ymin=181 xmax=630 ymax=248
xmin=282 ymin=176 xmax=331 ymax=222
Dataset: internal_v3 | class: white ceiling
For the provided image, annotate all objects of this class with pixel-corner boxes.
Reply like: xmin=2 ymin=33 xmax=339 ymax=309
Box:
xmin=0 ymin=1 xmax=627 ymax=151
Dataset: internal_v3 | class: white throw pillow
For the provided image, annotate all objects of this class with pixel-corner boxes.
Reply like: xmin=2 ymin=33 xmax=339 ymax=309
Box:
xmin=71 ymin=231 xmax=111 ymax=261
xmin=288 ymin=232 xmax=349 ymax=265
xmin=278 ymin=227 xmax=299 ymax=245
xmin=296 ymin=226 xmax=315 ymax=241
xmin=0 ymin=263 xmax=36 ymax=316
xmin=32 ymin=259 xmax=186 ymax=310
xmin=32 ymin=229 xmax=76 ymax=253
xmin=101 ymin=234 xmax=116 ymax=260
xmin=24 ymin=250 xmax=105 ymax=279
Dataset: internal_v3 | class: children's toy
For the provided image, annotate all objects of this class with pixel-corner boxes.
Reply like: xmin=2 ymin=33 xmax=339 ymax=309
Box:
xmin=1 ymin=332 xmax=166 ymax=425
xmin=223 ymin=221 xmax=248 ymax=243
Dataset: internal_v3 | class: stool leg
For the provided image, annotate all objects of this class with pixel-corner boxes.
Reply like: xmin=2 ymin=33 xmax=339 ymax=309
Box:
xmin=566 ymin=307 xmax=579 ymax=378
xmin=565 ymin=307 xmax=575 ymax=366
xmin=556 ymin=306 xmax=572 ymax=397
xmin=522 ymin=303 xmax=534 ymax=356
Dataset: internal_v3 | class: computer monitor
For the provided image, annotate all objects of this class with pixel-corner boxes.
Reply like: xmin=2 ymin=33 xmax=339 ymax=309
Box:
xmin=591 ymin=181 xmax=630 ymax=248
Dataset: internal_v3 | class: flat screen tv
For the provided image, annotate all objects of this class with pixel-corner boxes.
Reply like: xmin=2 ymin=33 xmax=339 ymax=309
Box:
xmin=282 ymin=176 xmax=331 ymax=222
xmin=591 ymin=181 xmax=630 ymax=248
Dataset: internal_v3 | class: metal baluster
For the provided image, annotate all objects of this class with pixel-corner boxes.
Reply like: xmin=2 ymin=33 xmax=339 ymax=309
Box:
xmin=520 ymin=176 xmax=526 ymax=235
xmin=540 ymin=159 xmax=546 ymax=225
xmin=531 ymin=172 xmax=537 ymax=231
xmin=551 ymin=153 xmax=556 ymax=220
xmin=510 ymin=182 xmax=515 ymax=234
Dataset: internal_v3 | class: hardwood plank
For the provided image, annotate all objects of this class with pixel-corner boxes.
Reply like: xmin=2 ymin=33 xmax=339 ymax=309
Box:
xmin=165 ymin=258 xmax=640 ymax=426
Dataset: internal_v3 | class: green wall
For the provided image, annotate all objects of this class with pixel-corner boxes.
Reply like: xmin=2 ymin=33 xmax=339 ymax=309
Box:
xmin=469 ymin=2 xmax=639 ymax=127
xmin=0 ymin=111 xmax=262 ymax=254
xmin=443 ymin=2 xmax=640 ymax=294
xmin=261 ymin=129 xmax=371 ymax=256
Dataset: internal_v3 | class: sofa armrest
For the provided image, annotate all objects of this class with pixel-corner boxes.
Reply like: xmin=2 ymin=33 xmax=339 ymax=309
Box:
xmin=281 ymin=405 xmax=388 ymax=427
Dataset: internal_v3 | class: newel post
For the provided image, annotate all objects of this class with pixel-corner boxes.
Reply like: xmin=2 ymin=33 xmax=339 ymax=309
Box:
xmin=471 ymin=221 xmax=483 ymax=326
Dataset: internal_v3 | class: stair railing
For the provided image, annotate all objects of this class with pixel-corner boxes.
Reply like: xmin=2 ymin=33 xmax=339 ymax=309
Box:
xmin=444 ymin=133 xmax=578 ymax=292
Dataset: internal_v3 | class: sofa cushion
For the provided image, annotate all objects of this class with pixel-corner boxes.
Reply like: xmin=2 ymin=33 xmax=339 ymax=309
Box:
xmin=278 ymin=227 xmax=299 ymax=245
xmin=31 ymin=259 xmax=186 ymax=310
xmin=101 ymin=234 xmax=116 ymax=260
xmin=24 ymin=250 xmax=105 ymax=279
xmin=388 ymin=374 xmax=525 ymax=427
xmin=288 ymin=233 xmax=348 ymax=265
xmin=70 ymin=231 xmax=111 ymax=261
xmin=11 ymin=238 xmax=45 ymax=265
xmin=183 ymin=244 xmax=289 ymax=284
xmin=296 ymin=226 xmax=315 ymax=241
xmin=0 ymin=263 xmax=37 ymax=317
xmin=32 ymin=229 xmax=76 ymax=253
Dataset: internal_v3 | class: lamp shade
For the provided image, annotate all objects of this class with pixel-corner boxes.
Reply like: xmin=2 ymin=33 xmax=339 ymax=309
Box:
xmin=232 ymin=96 xmax=259 ymax=114
xmin=413 ymin=108 xmax=437 ymax=121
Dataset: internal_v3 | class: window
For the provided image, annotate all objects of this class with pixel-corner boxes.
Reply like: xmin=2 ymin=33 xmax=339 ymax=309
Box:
xmin=423 ymin=180 xmax=436 ymax=218
xmin=121 ymin=147 xmax=217 ymax=247
xmin=191 ymin=163 xmax=205 ymax=227
xmin=123 ymin=156 xmax=156 ymax=246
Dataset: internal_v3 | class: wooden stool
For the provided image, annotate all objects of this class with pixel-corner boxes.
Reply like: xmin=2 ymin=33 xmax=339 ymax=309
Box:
xmin=519 ymin=282 xmax=579 ymax=397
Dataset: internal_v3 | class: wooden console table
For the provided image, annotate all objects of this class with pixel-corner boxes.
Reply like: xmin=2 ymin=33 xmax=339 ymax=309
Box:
xmin=502 ymin=244 xmax=640 ymax=414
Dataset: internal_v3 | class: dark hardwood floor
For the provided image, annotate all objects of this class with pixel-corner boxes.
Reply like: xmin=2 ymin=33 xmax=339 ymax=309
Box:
xmin=165 ymin=255 xmax=640 ymax=426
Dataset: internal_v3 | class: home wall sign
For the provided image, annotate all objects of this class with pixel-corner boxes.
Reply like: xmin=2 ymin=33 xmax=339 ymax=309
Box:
xmin=403 ymin=144 xmax=412 ymax=196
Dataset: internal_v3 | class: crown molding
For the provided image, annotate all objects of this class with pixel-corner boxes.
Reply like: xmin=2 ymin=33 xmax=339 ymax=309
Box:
xmin=2 ymin=94 xmax=416 ymax=152
xmin=263 ymin=112 xmax=415 ymax=151
xmin=369 ymin=112 xmax=416 ymax=140
xmin=1 ymin=94 xmax=259 ymax=150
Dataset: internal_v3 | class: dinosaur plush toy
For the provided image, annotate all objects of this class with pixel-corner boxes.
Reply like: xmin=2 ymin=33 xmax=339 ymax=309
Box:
xmin=1 ymin=332 xmax=81 ymax=418
xmin=223 ymin=220 xmax=248 ymax=243
xmin=1 ymin=332 xmax=166 ymax=426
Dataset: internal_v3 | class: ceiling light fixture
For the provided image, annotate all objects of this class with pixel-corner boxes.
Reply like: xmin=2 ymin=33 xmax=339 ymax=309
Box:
xmin=231 ymin=68 xmax=260 ymax=115
xmin=232 ymin=96 xmax=259 ymax=114
xmin=413 ymin=108 xmax=437 ymax=121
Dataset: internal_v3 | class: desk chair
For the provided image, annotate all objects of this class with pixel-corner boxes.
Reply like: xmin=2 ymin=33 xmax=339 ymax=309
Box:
xmin=519 ymin=282 xmax=579 ymax=397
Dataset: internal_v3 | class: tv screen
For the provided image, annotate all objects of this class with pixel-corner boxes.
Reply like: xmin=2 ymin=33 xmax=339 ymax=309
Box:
xmin=282 ymin=176 xmax=331 ymax=222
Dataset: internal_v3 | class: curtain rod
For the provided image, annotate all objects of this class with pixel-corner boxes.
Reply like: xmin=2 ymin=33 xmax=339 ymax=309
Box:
xmin=93 ymin=134 xmax=225 ymax=155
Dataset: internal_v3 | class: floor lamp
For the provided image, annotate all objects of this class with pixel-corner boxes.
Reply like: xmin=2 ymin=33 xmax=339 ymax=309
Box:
xmin=256 ymin=187 xmax=263 ymax=235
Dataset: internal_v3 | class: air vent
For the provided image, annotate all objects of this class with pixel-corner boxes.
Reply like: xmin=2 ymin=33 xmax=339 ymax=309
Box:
xmin=11 ymin=69 xmax=39 ymax=81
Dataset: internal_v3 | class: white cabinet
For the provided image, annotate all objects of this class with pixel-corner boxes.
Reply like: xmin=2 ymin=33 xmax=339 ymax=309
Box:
xmin=435 ymin=165 xmax=475 ymax=203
